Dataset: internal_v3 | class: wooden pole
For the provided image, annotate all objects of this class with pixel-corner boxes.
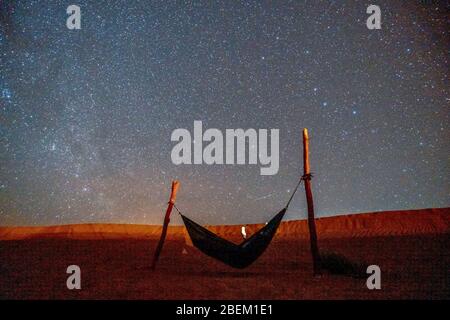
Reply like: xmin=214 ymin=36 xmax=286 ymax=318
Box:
xmin=303 ymin=128 xmax=321 ymax=275
xmin=151 ymin=180 xmax=180 ymax=270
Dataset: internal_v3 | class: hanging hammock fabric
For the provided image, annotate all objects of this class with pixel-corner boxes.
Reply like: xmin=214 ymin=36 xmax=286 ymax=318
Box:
xmin=175 ymin=177 xmax=306 ymax=268
xmin=180 ymin=208 xmax=286 ymax=269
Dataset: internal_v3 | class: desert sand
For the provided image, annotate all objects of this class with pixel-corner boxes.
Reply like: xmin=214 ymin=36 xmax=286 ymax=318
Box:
xmin=0 ymin=208 xmax=449 ymax=299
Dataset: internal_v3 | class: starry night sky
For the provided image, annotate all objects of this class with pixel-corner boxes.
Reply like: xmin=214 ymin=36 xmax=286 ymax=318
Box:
xmin=0 ymin=1 xmax=448 ymax=226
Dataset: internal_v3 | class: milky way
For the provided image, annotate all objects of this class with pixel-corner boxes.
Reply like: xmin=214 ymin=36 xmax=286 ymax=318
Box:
xmin=0 ymin=1 xmax=448 ymax=226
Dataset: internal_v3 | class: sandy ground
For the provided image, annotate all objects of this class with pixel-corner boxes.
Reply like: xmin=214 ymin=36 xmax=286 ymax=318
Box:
xmin=0 ymin=208 xmax=449 ymax=299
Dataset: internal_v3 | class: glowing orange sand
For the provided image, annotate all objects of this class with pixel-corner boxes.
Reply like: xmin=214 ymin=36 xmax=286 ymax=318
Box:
xmin=0 ymin=208 xmax=448 ymax=299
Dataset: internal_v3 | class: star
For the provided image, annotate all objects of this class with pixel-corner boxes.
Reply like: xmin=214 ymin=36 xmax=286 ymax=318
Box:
xmin=2 ymin=88 xmax=12 ymax=99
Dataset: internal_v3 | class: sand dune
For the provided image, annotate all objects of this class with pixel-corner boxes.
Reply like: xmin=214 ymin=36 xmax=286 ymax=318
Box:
xmin=1 ymin=207 xmax=449 ymax=299
xmin=0 ymin=223 xmax=181 ymax=240
xmin=1 ymin=208 xmax=448 ymax=241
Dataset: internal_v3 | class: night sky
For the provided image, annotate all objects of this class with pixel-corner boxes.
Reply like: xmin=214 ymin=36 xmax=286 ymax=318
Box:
xmin=0 ymin=1 xmax=448 ymax=226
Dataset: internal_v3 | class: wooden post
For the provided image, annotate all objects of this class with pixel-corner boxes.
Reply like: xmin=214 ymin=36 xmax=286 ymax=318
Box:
xmin=303 ymin=128 xmax=321 ymax=275
xmin=151 ymin=180 xmax=180 ymax=270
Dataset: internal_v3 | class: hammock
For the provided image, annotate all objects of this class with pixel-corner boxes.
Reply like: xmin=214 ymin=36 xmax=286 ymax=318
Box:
xmin=180 ymin=208 xmax=286 ymax=268
xmin=175 ymin=176 xmax=307 ymax=268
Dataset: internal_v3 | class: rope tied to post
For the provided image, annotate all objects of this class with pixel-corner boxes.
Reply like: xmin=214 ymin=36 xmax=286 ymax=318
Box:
xmin=285 ymin=172 xmax=314 ymax=209
xmin=173 ymin=203 xmax=182 ymax=216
